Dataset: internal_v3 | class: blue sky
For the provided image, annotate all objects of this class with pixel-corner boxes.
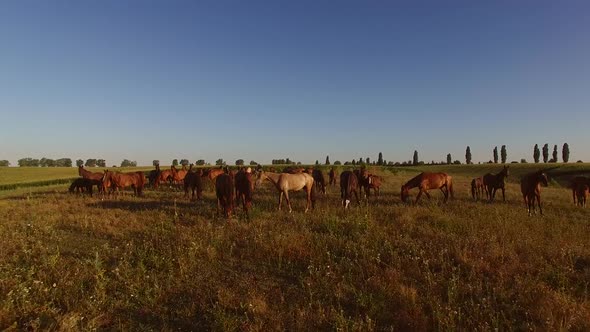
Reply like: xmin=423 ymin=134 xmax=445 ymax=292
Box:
xmin=1 ymin=1 xmax=589 ymax=166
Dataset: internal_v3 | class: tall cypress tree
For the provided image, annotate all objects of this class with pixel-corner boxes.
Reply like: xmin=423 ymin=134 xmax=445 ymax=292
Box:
xmin=552 ymin=145 xmax=558 ymax=162
xmin=562 ymin=143 xmax=570 ymax=163
xmin=377 ymin=152 xmax=383 ymax=166
xmin=533 ymin=144 xmax=540 ymax=163
xmin=412 ymin=151 xmax=419 ymax=165
xmin=500 ymin=145 xmax=507 ymax=164
xmin=447 ymin=153 xmax=452 ymax=165
xmin=465 ymin=146 xmax=472 ymax=164
xmin=542 ymin=144 xmax=549 ymax=163
xmin=493 ymin=146 xmax=498 ymax=164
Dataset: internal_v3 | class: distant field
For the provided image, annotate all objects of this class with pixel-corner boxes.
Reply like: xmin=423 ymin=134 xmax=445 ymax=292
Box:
xmin=1 ymin=163 xmax=590 ymax=330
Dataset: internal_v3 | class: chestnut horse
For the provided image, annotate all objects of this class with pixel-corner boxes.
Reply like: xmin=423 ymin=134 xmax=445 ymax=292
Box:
xmin=78 ymin=166 xmax=104 ymax=194
xmin=359 ymin=169 xmax=381 ymax=197
xmin=255 ymin=170 xmax=315 ymax=213
xmin=471 ymin=177 xmax=484 ymax=201
xmin=203 ymin=167 xmax=225 ymax=189
xmin=340 ymin=171 xmax=360 ymax=208
xmin=172 ymin=165 xmax=189 ymax=184
xmin=154 ymin=166 xmax=175 ymax=188
xmin=483 ymin=166 xmax=509 ymax=202
xmin=570 ymin=177 xmax=590 ymax=205
xmin=329 ymin=167 xmax=338 ymax=186
xmin=520 ymin=170 xmax=549 ymax=216
xmin=183 ymin=165 xmax=203 ymax=201
xmin=102 ymin=170 xmax=146 ymax=196
xmin=401 ymin=172 xmax=454 ymax=204
xmin=216 ymin=173 xmax=234 ymax=218
xmin=235 ymin=168 xmax=254 ymax=215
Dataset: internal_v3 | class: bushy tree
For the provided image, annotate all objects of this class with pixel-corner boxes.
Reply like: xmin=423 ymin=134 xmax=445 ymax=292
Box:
xmin=215 ymin=159 xmax=224 ymax=166
xmin=465 ymin=146 xmax=472 ymax=164
xmin=0 ymin=160 xmax=9 ymax=167
xmin=97 ymin=159 xmax=106 ymax=167
xmin=235 ymin=159 xmax=244 ymax=166
xmin=153 ymin=160 xmax=160 ymax=167
xmin=85 ymin=159 xmax=97 ymax=167
xmin=76 ymin=159 xmax=84 ymax=167
xmin=249 ymin=160 xmax=258 ymax=166
xmin=196 ymin=159 xmax=206 ymax=165
xmin=562 ymin=143 xmax=570 ymax=163
xmin=315 ymin=160 xmax=319 ymax=165
xmin=542 ymin=144 xmax=549 ymax=163
xmin=180 ymin=159 xmax=189 ymax=166
xmin=366 ymin=157 xmax=370 ymax=164
xmin=55 ymin=158 xmax=72 ymax=167
xmin=533 ymin=144 xmax=540 ymax=163
xmin=172 ymin=159 xmax=178 ymax=166
xmin=120 ymin=159 xmax=136 ymax=167
xmin=334 ymin=160 xmax=341 ymax=165
xmin=501 ymin=145 xmax=507 ymax=164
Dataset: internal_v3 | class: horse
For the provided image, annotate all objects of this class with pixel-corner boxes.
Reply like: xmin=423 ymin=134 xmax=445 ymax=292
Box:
xmin=575 ymin=183 xmax=589 ymax=207
xmin=483 ymin=166 xmax=509 ymax=202
xmin=235 ymin=167 xmax=254 ymax=216
xmin=470 ymin=177 xmax=484 ymax=200
xmin=78 ymin=166 xmax=105 ymax=194
xmin=255 ymin=170 xmax=315 ymax=213
xmin=520 ymin=170 xmax=549 ymax=216
xmin=570 ymin=177 xmax=590 ymax=205
xmin=102 ymin=170 xmax=146 ymax=196
xmin=311 ymin=169 xmax=327 ymax=194
xmin=69 ymin=178 xmax=97 ymax=196
xmin=183 ymin=166 xmax=203 ymax=201
xmin=401 ymin=172 xmax=454 ymax=204
xmin=148 ymin=164 xmax=161 ymax=187
xmin=358 ymin=169 xmax=381 ymax=197
xmin=204 ymin=167 xmax=225 ymax=189
xmin=154 ymin=166 xmax=175 ymax=188
xmin=340 ymin=171 xmax=360 ymax=208
xmin=283 ymin=166 xmax=305 ymax=174
xmin=216 ymin=173 xmax=234 ymax=218
xmin=329 ymin=167 xmax=338 ymax=186
xmin=171 ymin=165 xmax=189 ymax=186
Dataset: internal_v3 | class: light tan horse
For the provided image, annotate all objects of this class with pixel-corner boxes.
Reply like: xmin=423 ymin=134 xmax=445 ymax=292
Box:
xmin=255 ymin=170 xmax=315 ymax=213
xmin=401 ymin=172 xmax=454 ymax=204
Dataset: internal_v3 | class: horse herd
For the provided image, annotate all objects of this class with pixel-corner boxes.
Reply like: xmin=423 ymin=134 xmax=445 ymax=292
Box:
xmin=70 ymin=165 xmax=589 ymax=218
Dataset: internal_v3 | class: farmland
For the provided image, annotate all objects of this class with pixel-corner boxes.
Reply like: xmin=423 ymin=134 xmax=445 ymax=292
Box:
xmin=1 ymin=164 xmax=590 ymax=330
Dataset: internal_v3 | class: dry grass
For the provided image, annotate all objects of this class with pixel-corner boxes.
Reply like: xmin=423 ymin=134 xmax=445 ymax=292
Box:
xmin=1 ymin=166 xmax=590 ymax=330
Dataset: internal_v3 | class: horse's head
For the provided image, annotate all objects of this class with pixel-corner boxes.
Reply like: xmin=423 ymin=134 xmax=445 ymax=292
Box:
xmin=78 ymin=165 xmax=83 ymax=176
xmin=254 ymin=170 xmax=265 ymax=188
xmin=540 ymin=172 xmax=549 ymax=186
xmin=401 ymin=185 xmax=410 ymax=203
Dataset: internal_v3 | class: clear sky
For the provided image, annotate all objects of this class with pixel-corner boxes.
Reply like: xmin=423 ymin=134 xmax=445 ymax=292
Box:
xmin=1 ymin=1 xmax=589 ymax=166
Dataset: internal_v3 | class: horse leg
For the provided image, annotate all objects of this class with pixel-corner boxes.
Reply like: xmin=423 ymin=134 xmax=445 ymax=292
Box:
xmin=537 ymin=193 xmax=543 ymax=216
xmin=305 ymin=189 xmax=311 ymax=213
xmin=278 ymin=192 xmax=283 ymax=211
xmin=415 ymin=190 xmax=424 ymax=204
xmin=501 ymin=187 xmax=505 ymax=202
xmin=284 ymin=191 xmax=293 ymax=213
xmin=572 ymin=189 xmax=577 ymax=205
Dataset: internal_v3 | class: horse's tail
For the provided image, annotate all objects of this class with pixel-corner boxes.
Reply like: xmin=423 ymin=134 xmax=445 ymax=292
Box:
xmin=448 ymin=176 xmax=455 ymax=199
xmin=470 ymin=179 xmax=475 ymax=199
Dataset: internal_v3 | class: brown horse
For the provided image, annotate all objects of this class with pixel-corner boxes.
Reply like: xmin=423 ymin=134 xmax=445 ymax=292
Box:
xmin=570 ymin=177 xmax=590 ymax=205
xmin=216 ymin=173 xmax=234 ymax=218
xmin=329 ymin=167 xmax=338 ymax=186
xmin=154 ymin=166 xmax=175 ymax=188
xmin=471 ymin=177 xmax=484 ymax=200
xmin=340 ymin=171 xmax=360 ymax=208
xmin=235 ymin=168 xmax=254 ymax=215
xmin=311 ymin=169 xmax=327 ymax=194
xmin=575 ymin=183 xmax=589 ymax=207
xmin=78 ymin=166 xmax=105 ymax=194
xmin=520 ymin=170 xmax=549 ymax=216
xmin=172 ymin=165 xmax=189 ymax=185
xmin=483 ymin=166 xmax=509 ymax=202
xmin=102 ymin=170 xmax=146 ymax=196
xmin=183 ymin=165 xmax=203 ymax=201
xmin=359 ymin=169 xmax=381 ymax=197
xmin=148 ymin=165 xmax=161 ymax=187
xmin=255 ymin=170 xmax=315 ymax=213
xmin=204 ymin=167 xmax=225 ymax=189
xmin=401 ymin=172 xmax=454 ymax=204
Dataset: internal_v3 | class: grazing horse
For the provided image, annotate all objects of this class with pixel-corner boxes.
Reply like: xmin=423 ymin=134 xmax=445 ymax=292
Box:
xmin=255 ymin=170 xmax=315 ymax=213
xmin=570 ymin=177 xmax=590 ymax=205
xmin=216 ymin=173 xmax=234 ymax=218
xmin=102 ymin=170 xmax=146 ymax=196
xmin=183 ymin=166 xmax=203 ymax=201
xmin=483 ymin=166 xmax=509 ymax=202
xmin=471 ymin=177 xmax=484 ymax=200
xmin=575 ymin=183 xmax=589 ymax=207
xmin=235 ymin=168 xmax=254 ymax=215
xmin=520 ymin=170 xmax=549 ymax=216
xmin=401 ymin=172 xmax=454 ymax=204
xmin=359 ymin=169 xmax=382 ymax=197
xmin=69 ymin=178 xmax=97 ymax=196
xmin=340 ymin=171 xmax=360 ymax=208
xmin=329 ymin=167 xmax=338 ymax=186
xmin=311 ymin=169 xmax=327 ymax=194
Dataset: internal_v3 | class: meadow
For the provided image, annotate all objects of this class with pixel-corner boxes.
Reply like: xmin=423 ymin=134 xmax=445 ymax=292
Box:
xmin=1 ymin=164 xmax=589 ymax=330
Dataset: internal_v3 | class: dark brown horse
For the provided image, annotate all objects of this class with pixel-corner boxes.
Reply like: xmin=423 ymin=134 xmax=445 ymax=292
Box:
xmin=570 ymin=177 xmax=590 ymax=205
xmin=69 ymin=178 xmax=97 ymax=196
xmin=340 ymin=171 xmax=360 ymax=208
xmin=401 ymin=172 xmax=454 ymax=204
xmin=483 ymin=166 xmax=509 ymax=202
xmin=102 ymin=170 xmax=146 ymax=196
xmin=216 ymin=173 xmax=234 ymax=218
xmin=235 ymin=168 xmax=254 ymax=215
xmin=471 ymin=177 xmax=484 ymax=200
xmin=520 ymin=170 xmax=549 ymax=216
xmin=329 ymin=167 xmax=338 ymax=186
xmin=311 ymin=169 xmax=327 ymax=194
xmin=148 ymin=164 xmax=161 ymax=187
xmin=183 ymin=165 xmax=203 ymax=201
xmin=575 ymin=183 xmax=589 ymax=207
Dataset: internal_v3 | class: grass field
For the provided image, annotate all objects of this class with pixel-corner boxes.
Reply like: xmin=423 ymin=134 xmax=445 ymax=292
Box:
xmin=1 ymin=164 xmax=590 ymax=330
